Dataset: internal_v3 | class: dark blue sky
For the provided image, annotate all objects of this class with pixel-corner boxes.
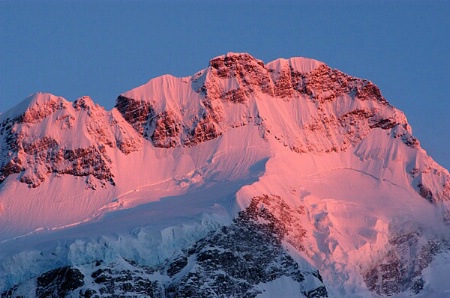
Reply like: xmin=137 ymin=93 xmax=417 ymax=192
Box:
xmin=1 ymin=0 xmax=449 ymax=169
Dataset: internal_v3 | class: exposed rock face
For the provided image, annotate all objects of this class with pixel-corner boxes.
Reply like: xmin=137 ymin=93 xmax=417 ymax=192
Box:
xmin=164 ymin=194 xmax=325 ymax=298
xmin=243 ymin=195 xmax=307 ymax=252
xmin=115 ymin=95 xmax=155 ymax=137
xmin=182 ymin=113 xmax=222 ymax=147
xmin=363 ymin=229 xmax=448 ymax=296
xmin=0 ymin=53 xmax=447 ymax=198
xmin=2 ymin=194 xmax=327 ymax=298
xmin=17 ymin=95 xmax=68 ymax=124
xmin=1 ymin=53 xmax=449 ymax=297
xmin=264 ymin=59 xmax=419 ymax=154
xmin=291 ymin=64 xmax=388 ymax=105
xmin=116 ymin=53 xmax=417 ymax=153
xmin=151 ymin=111 xmax=181 ymax=148
xmin=209 ymin=52 xmax=273 ymax=97
xmin=0 ymin=94 xmax=141 ymax=187
xmin=37 ymin=267 xmax=84 ymax=298
xmin=2 ymin=267 xmax=84 ymax=298
xmin=86 ymin=264 xmax=160 ymax=297
xmin=115 ymin=94 xmax=224 ymax=148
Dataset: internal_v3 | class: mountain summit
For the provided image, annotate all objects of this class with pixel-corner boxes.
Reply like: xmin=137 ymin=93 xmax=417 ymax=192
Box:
xmin=1 ymin=53 xmax=449 ymax=297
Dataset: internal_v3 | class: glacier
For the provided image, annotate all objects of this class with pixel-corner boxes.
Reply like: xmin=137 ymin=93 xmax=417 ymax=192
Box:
xmin=0 ymin=52 xmax=449 ymax=297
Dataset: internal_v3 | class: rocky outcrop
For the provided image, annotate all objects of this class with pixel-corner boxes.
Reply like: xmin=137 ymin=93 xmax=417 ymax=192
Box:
xmin=164 ymin=194 xmax=324 ymax=298
xmin=363 ymin=228 xmax=449 ymax=296
xmin=0 ymin=94 xmax=142 ymax=187
xmin=1 ymin=53 xmax=447 ymax=203
xmin=116 ymin=53 xmax=414 ymax=154
xmin=2 ymin=194 xmax=327 ymax=298
xmin=16 ymin=95 xmax=68 ymax=124
xmin=1 ymin=53 xmax=449 ymax=297
xmin=182 ymin=112 xmax=222 ymax=147
xmin=209 ymin=53 xmax=273 ymax=97
xmin=115 ymin=95 xmax=155 ymax=137
xmin=151 ymin=111 xmax=181 ymax=148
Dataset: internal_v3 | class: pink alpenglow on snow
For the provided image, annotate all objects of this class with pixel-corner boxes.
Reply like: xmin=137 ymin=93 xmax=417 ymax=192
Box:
xmin=0 ymin=53 xmax=449 ymax=297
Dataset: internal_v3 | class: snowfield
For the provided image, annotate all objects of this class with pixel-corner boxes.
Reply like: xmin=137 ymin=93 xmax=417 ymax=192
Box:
xmin=1 ymin=53 xmax=449 ymax=297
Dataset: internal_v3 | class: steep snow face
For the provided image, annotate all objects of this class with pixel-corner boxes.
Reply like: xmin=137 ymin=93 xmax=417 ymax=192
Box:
xmin=116 ymin=52 xmax=448 ymax=202
xmin=266 ymin=56 xmax=325 ymax=76
xmin=0 ymin=93 xmax=142 ymax=188
xmin=235 ymin=141 xmax=450 ymax=296
xmin=1 ymin=53 xmax=450 ymax=297
xmin=0 ymin=123 xmax=271 ymax=245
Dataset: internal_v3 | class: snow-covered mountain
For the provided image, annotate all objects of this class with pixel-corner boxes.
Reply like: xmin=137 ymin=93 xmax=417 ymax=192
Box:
xmin=1 ymin=52 xmax=449 ymax=297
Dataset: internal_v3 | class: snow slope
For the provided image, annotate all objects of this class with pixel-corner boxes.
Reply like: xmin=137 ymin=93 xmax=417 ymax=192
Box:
xmin=1 ymin=53 xmax=449 ymax=297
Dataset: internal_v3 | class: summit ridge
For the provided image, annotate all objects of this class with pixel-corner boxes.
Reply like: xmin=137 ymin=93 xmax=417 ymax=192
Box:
xmin=1 ymin=53 xmax=449 ymax=297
